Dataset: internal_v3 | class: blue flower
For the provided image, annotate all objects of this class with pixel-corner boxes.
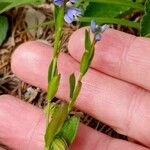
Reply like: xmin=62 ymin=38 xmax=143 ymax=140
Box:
xmin=69 ymin=0 xmax=77 ymax=3
xmin=95 ymin=34 xmax=102 ymax=41
xmin=91 ymin=20 xmax=97 ymax=33
xmin=54 ymin=0 xmax=64 ymax=6
xmin=91 ymin=20 xmax=109 ymax=41
xmin=64 ymin=8 xmax=82 ymax=23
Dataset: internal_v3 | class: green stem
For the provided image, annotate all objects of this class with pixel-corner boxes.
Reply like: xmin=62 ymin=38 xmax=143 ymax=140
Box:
xmin=54 ymin=6 xmax=65 ymax=57
xmin=68 ymin=38 xmax=96 ymax=113
xmin=80 ymin=17 xmax=141 ymax=29
xmin=68 ymin=74 xmax=83 ymax=113
xmin=85 ymin=0 xmax=144 ymax=11
xmin=45 ymin=5 xmax=64 ymax=149
xmin=46 ymin=102 xmax=51 ymax=129
xmin=46 ymin=6 xmax=65 ymax=128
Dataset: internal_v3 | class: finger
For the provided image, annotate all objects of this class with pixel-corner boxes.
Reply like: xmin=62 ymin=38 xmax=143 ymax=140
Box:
xmin=11 ymin=41 xmax=150 ymax=147
xmin=0 ymin=95 xmax=45 ymax=150
xmin=68 ymin=28 xmax=150 ymax=91
xmin=71 ymin=124 xmax=149 ymax=150
xmin=0 ymin=95 xmax=149 ymax=150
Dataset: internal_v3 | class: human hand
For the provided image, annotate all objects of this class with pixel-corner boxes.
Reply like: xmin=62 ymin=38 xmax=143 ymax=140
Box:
xmin=0 ymin=28 xmax=150 ymax=150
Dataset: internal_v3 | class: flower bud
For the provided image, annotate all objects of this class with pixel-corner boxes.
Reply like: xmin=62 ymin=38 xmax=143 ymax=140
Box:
xmin=51 ymin=138 xmax=68 ymax=150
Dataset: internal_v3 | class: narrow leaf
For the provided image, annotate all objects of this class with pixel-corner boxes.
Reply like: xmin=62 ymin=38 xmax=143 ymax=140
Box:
xmin=44 ymin=103 xmax=58 ymax=117
xmin=0 ymin=0 xmax=45 ymax=14
xmin=0 ymin=15 xmax=8 ymax=45
xmin=0 ymin=2 xmax=11 ymax=11
xmin=72 ymin=82 xmax=82 ymax=103
xmin=86 ymin=0 xmax=144 ymax=10
xmin=85 ymin=29 xmax=91 ymax=52
xmin=80 ymin=52 xmax=90 ymax=76
xmin=59 ymin=116 xmax=80 ymax=144
xmin=80 ymin=30 xmax=92 ymax=76
xmin=69 ymin=73 xmax=76 ymax=99
xmin=80 ymin=17 xmax=140 ymax=29
xmin=88 ymin=46 xmax=95 ymax=66
xmin=68 ymin=81 xmax=82 ymax=112
xmin=141 ymin=0 xmax=150 ymax=37
xmin=48 ymin=58 xmax=58 ymax=83
xmin=47 ymin=74 xmax=60 ymax=101
xmin=45 ymin=102 xmax=68 ymax=149
xmin=81 ymin=1 xmax=132 ymax=26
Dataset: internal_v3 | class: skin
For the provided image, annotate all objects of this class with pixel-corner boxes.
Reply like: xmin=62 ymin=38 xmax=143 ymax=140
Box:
xmin=0 ymin=28 xmax=150 ymax=150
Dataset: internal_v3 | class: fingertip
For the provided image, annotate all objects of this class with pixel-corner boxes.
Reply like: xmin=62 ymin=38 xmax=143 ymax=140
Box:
xmin=68 ymin=27 xmax=113 ymax=60
xmin=68 ymin=27 xmax=135 ymax=75
xmin=0 ymin=94 xmax=20 ymax=106
xmin=0 ymin=95 xmax=44 ymax=150
xmin=68 ymin=27 xmax=86 ymax=61
xmin=0 ymin=94 xmax=12 ymax=101
xmin=11 ymin=41 xmax=52 ymax=74
xmin=11 ymin=41 xmax=53 ymax=90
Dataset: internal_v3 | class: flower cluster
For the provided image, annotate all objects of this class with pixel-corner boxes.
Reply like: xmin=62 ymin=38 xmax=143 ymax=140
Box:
xmin=54 ymin=0 xmax=82 ymax=24
xmin=91 ymin=20 xmax=109 ymax=41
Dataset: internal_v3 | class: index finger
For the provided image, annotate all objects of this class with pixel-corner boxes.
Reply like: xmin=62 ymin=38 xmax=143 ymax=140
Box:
xmin=0 ymin=95 xmax=149 ymax=150
xmin=68 ymin=28 xmax=150 ymax=91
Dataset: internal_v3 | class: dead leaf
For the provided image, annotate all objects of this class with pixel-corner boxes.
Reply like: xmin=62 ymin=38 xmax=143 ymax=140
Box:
xmin=25 ymin=7 xmax=46 ymax=38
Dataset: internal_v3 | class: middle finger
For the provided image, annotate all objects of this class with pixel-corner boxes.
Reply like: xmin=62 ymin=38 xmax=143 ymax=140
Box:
xmin=12 ymin=41 xmax=150 ymax=147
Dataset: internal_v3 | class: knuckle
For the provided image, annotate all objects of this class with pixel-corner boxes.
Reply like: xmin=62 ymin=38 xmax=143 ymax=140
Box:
xmin=124 ymin=87 xmax=147 ymax=136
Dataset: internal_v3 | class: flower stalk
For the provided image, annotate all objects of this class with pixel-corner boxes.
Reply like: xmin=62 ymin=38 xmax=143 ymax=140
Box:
xmin=45 ymin=1 xmax=104 ymax=150
xmin=45 ymin=2 xmax=65 ymax=150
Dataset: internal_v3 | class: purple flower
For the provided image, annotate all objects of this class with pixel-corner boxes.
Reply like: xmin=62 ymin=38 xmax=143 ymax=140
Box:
xmin=64 ymin=8 xmax=82 ymax=23
xmin=54 ymin=0 xmax=64 ymax=6
xmin=95 ymin=34 xmax=102 ymax=41
xmin=91 ymin=20 xmax=97 ymax=33
xmin=91 ymin=20 xmax=109 ymax=41
xmin=70 ymin=0 xmax=77 ymax=3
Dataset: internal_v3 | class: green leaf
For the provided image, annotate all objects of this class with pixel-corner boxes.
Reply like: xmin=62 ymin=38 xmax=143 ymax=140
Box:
xmin=72 ymin=82 xmax=82 ymax=103
xmin=0 ymin=15 xmax=8 ymax=45
xmin=84 ymin=3 xmax=130 ymax=19
xmin=44 ymin=103 xmax=58 ymax=117
xmin=68 ymin=81 xmax=82 ymax=112
xmin=141 ymin=0 xmax=150 ymax=37
xmin=48 ymin=58 xmax=58 ymax=83
xmin=81 ymin=0 xmax=143 ymax=27
xmin=85 ymin=29 xmax=91 ymax=52
xmin=0 ymin=2 xmax=11 ymax=11
xmin=47 ymin=74 xmax=60 ymax=101
xmin=45 ymin=102 xmax=68 ymax=150
xmin=80 ymin=52 xmax=91 ymax=76
xmin=80 ymin=17 xmax=140 ymax=29
xmin=69 ymin=73 xmax=76 ymax=99
xmin=80 ymin=30 xmax=94 ymax=76
xmin=0 ymin=0 xmax=45 ymax=14
xmin=59 ymin=116 xmax=80 ymax=144
xmin=85 ymin=0 xmax=144 ymax=10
